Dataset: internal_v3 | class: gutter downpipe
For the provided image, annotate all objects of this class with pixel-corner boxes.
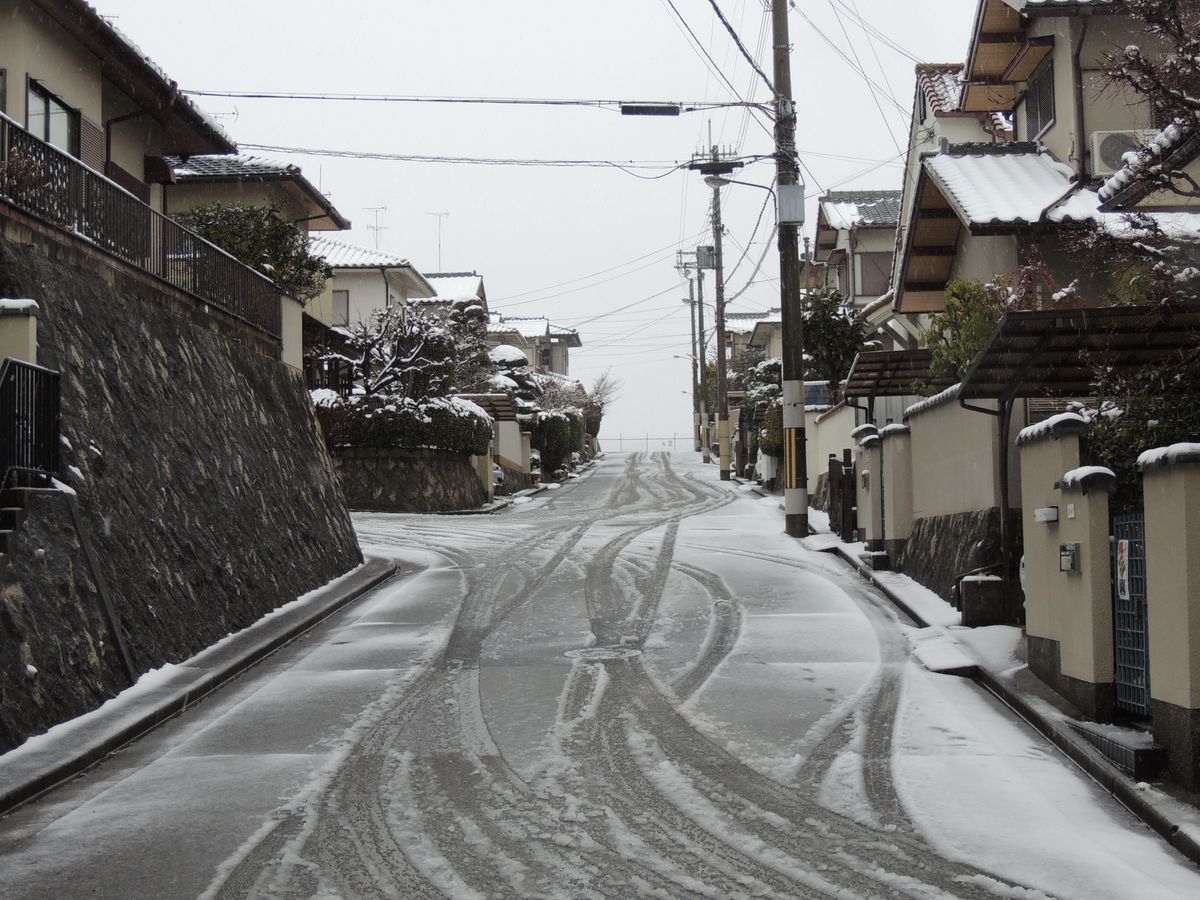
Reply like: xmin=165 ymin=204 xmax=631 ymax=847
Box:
xmin=1073 ymin=16 xmax=1091 ymax=180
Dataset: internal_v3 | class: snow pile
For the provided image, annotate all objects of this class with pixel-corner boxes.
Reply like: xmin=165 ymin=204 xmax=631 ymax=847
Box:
xmin=1137 ymin=442 xmax=1200 ymax=472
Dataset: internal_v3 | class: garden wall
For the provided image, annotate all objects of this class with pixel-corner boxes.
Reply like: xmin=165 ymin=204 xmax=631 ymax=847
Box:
xmin=0 ymin=204 xmax=362 ymax=751
xmin=332 ymin=447 xmax=487 ymax=512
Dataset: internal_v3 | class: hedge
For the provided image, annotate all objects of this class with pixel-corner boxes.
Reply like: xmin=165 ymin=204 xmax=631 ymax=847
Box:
xmin=315 ymin=393 xmax=493 ymax=456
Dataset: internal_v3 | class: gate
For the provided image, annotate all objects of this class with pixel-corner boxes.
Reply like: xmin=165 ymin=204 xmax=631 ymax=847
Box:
xmin=1112 ymin=514 xmax=1151 ymax=717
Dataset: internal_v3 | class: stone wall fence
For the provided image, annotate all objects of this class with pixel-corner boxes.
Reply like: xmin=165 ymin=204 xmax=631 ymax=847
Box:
xmin=1017 ymin=413 xmax=1116 ymax=720
xmin=1141 ymin=443 xmax=1200 ymax=789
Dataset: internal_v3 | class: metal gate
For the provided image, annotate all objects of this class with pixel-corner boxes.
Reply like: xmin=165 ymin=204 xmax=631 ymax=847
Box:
xmin=1112 ymin=514 xmax=1151 ymax=717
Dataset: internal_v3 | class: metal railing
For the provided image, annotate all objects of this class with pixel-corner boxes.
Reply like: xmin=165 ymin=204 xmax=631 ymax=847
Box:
xmin=0 ymin=358 xmax=61 ymax=484
xmin=0 ymin=112 xmax=281 ymax=338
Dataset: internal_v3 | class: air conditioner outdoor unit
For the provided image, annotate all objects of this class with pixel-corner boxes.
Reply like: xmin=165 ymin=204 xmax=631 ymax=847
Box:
xmin=1091 ymin=129 xmax=1160 ymax=177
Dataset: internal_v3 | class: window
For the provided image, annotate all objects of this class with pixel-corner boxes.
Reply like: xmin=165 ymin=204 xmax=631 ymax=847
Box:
xmin=26 ymin=81 xmax=79 ymax=156
xmin=858 ymin=252 xmax=893 ymax=298
xmin=539 ymin=346 xmax=553 ymax=369
xmin=332 ymin=290 xmax=349 ymax=327
xmin=1025 ymin=62 xmax=1055 ymax=140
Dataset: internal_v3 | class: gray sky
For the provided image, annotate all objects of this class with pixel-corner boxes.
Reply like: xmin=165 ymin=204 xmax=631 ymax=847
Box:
xmin=101 ymin=0 xmax=976 ymax=445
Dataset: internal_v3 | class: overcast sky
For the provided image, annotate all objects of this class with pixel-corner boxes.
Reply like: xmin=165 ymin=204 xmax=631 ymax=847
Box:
xmin=100 ymin=0 xmax=976 ymax=447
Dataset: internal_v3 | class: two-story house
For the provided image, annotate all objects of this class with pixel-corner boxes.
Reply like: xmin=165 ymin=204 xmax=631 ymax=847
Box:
xmin=308 ymin=235 xmax=437 ymax=330
xmin=486 ymin=315 xmax=580 ymax=376
xmin=810 ymin=190 xmax=902 ymax=308
xmin=0 ymin=0 xmax=235 ymax=209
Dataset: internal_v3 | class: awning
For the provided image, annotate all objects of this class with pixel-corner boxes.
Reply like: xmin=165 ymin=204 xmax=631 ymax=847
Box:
xmin=960 ymin=302 xmax=1200 ymax=400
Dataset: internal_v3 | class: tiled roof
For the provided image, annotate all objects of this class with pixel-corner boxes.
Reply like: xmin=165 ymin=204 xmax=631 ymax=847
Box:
xmin=925 ymin=145 xmax=1075 ymax=226
xmin=819 ymin=191 xmax=903 ymax=230
xmin=426 ymin=272 xmax=484 ymax=301
xmin=725 ymin=309 xmax=778 ymax=335
xmin=487 ymin=315 xmax=580 ymax=345
xmin=916 ymin=64 xmax=963 ymax=115
xmin=309 ymin=235 xmax=413 ymax=269
xmin=166 ymin=154 xmax=299 ymax=179
xmin=1098 ymin=121 xmax=1200 ymax=206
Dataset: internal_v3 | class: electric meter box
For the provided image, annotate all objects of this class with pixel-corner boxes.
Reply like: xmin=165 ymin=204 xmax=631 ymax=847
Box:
xmin=778 ymin=183 xmax=806 ymax=226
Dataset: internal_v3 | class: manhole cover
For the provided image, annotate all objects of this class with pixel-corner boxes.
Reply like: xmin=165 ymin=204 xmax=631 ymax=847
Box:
xmin=564 ymin=647 xmax=643 ymax=661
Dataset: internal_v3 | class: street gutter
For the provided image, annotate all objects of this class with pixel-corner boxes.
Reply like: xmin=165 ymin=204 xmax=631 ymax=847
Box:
xmin=826 ymin=542 xmax=1200 ymax=867
xmin=0 ymin=555 xmax=406 ymax=817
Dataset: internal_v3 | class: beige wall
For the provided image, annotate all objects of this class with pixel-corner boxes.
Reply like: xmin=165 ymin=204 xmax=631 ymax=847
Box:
xmin=164 ymin=182 xmax=311 ymax=225
xmin=907 ymin=396 xmax=1025 ymax=519
xmin=1145 ymin=463 xmax=1200 ymax=709
xmin=0 ymin=3 xmax=103 ymax=127
xmin=855 ymin=438 xmax=882 ymax=544
xmin=952 ymin=232 xmax=1020 ymax=285
xmin=280 ymin=294 xmax=303 ymax=371
xmin=0 ymin=305 xmax=37 ymax=363
xmin=881 ymin=428 xmax=914 ymax=543
xmin=807 ymin=404 xmax=857 ymax=492
xmin=1019 ymin=431 xmax=1114 ymax=685
xmin=312 ymin=268 xmax=408 ymax=329
xmin=496 ymin=420 xmax=524 ymax=471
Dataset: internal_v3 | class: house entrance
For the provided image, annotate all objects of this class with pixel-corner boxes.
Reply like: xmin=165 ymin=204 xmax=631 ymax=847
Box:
xmin=1112 ymin=514 xmax=1151 ymax=717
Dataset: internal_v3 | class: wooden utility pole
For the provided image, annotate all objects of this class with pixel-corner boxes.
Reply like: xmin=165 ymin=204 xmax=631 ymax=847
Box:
xmin=773 ymin=0 xmax=809 ymax=537
xmin=686 ymin=275 xmax=701 ymax=451
xmin=695 ymin=263 xmax=711 ymax=463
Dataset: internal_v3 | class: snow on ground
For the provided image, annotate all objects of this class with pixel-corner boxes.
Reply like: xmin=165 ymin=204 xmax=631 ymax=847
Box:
xmin=895 ymin=661 xmax=1200 ymax=899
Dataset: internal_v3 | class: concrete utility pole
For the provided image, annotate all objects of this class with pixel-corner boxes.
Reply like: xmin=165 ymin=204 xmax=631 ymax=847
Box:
xmin=709 ymin=150 xmax=731 ymax=482
xmin=773 ymin=0 xmax=809 ymax=537
xmin=695 ymin=263 xmax=712 ymax=464
xmin=684 ymin=278 xmax=701 ymax=451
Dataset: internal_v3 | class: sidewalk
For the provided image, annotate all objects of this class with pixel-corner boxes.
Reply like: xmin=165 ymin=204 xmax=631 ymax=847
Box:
xmin=826 ymin=531 xmax=1200 ymax=867
xmin=0 ymin=556 xmax=406 ymax=816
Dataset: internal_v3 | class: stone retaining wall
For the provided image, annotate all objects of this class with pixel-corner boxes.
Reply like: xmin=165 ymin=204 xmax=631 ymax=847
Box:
xmin=332 ymin=447 xmax=487 ymax=512
xmin=0 ymin=206 xmax=362 ymax=752
xmin=893 ymin=508 xmax=1016 ymax=604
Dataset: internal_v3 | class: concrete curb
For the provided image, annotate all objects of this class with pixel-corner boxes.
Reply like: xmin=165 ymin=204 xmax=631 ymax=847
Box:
xmin=0 ymin=556 xmax=404 ymax=817
xmin=826 ymin=542 xmax=1200 ymax=867
xmin=442 ymin=498 xmax=513 ymax=515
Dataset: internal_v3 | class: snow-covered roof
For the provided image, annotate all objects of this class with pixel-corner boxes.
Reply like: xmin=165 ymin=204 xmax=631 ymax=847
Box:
xmin=1098 ymin=121 xmax=1200 ymax=207
xmin=925 ymin=146 xmax=1076 ymax=227
xmin=57 ymin=1 xmax=234 ymax=154
xmin=819 ymin=191 xmax=903 ymax=231
xmin=916 ymin=64 xmax=963 ymax=116
xmin=725 ymin=309 xmax=778 ymax=335
xmin=309 ymin=235 xmax=413 ymax=269
xmin=488 ymin=315 xmax=581 ymax=345
xmin=426 ymin=272 xmax=484 ymax=302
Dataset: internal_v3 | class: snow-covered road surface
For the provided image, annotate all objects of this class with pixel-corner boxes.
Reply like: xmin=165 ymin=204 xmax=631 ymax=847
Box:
xmin=2 ymin=452 xmax=1199 ymax=898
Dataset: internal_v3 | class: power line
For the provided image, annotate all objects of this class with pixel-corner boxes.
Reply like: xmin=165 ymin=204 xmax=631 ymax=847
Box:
xmin=705 ymin=0 xmax=777 ymax=96
xmin=660 ymin=0 xmax=746 ymax=102
xmin=825 ymin=0 xmax=905 ymax=157
xmin=183 ymin=88 xmax=758 ymax=113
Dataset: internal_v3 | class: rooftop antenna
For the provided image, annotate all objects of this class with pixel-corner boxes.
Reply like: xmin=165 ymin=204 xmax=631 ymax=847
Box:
xmin=426 ymin=212 xmax=450 ymax=270
xmin=365 ymin=206 xmax=388 ymax=249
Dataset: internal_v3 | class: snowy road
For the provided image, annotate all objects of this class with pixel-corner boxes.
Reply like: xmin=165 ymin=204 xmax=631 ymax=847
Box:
xmin=2 ymin=452 xmax=1200 ymax=898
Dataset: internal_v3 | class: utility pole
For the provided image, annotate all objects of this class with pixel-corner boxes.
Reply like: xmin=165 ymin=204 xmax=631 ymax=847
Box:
xmin=695 ymin=261 xmax=712 ymax=464
xmin=683 ymin=274 xmax=701 ymax=451
xmin=773 ymin=0 xmax=809 ymax=537
xmin=688 ymin=148 xmax=741 ymax=477
xmin=709 ymin=149 xmax=731 ymax=481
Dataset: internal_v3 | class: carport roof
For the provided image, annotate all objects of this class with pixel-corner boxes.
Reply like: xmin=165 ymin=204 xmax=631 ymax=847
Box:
xmin=844 ymin=349 xmax=954 ymax=399
xmin=959 ymin=302 xmax=1200 ymax=400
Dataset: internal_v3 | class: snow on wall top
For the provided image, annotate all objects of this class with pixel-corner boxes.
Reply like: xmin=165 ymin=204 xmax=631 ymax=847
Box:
xmin=904 ymin=383 xmax=962 ymax=419
xmin=1058 ymin=465 xmax=1117 ymax=493
xmin=1016 ymin=412 xmax=1089 ymax=446
xmin=309 ymin=235 xmax=412 ymax=269
xmin=0 ymin=298 xmax=39 ymax=316
xmin=819 ymin=191 xmax=903 ymax=231
xmin=1137 ymin=442 xmax=1200 ymax=472
xmin=926 ymin=148 xmax=1075 ymax=226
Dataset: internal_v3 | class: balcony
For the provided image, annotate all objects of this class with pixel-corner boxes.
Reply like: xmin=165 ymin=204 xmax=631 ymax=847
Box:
xmin=0 ymin=112 xmax=282 ymax=339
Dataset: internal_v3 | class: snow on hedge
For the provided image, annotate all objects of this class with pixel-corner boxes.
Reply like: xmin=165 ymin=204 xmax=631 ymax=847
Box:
xmin=309 ymin=388 xmax=343 ymax=408
xmin=324 ymin=393 xmax=494 ymax=456
xmin=489 ymin=344 xmax=528 ymax=366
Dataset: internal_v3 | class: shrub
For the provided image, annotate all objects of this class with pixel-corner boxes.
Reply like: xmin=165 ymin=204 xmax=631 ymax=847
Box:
xmin=534 ymin=409 xmax=582 ymax=475
xmin=323 ymin=393 xmax=493 ymax=456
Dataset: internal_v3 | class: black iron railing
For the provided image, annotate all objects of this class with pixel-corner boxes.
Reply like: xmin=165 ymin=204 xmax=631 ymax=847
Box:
xmin=0 ymin=358 xmax=61 ymax=484
xmin=0 ymin=112 xmax=281 ymax=338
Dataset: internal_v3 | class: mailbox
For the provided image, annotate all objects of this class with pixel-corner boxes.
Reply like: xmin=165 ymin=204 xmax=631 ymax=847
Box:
xmin=1059 ymin=543 xmax=1079 ymax=574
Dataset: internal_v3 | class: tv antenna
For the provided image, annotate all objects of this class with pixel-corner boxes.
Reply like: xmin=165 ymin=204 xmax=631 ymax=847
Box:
xmin=426 ymin=211 xmax=449 ymax=269
xmin=365 ymin=206 xmax=388 ymax=249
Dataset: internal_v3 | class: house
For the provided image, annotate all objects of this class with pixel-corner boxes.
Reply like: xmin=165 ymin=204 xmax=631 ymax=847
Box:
xmin=809 ymin=190 xmax=902 ymax=308
xmin=0 ymin=0 xmax=235 ymax=210
xmin=161 ymin=154 xmax=351 ymax=233
xmin=308 ymin=235 xmax=437 ymax=330
xmin=746 ymin=315 xmax=782 ymax=358
xmin=725 ymin=309 xmax=777 ymax=360
xmin=486 ymin=315 xmax=581 ymax=376
xmin=422 ymin=271 xmax=488 ymax=315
